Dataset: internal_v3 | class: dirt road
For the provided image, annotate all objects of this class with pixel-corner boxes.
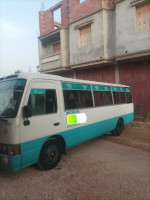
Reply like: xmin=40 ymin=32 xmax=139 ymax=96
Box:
xmin=0 ymin=123 xmax=150 ymax=200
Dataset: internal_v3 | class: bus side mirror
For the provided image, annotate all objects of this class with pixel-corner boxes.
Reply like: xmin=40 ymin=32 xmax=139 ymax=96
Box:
xmin=23 ymin=105 xmax=32 ymax=118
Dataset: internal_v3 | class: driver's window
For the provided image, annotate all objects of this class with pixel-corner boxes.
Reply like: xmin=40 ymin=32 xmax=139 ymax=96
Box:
xmin=27 ymin=89 xmax=57 ymax=116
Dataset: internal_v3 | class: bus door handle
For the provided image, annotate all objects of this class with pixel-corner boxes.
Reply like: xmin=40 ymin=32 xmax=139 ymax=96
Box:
xmin=54 ymin=122 xmax=60 ymax=126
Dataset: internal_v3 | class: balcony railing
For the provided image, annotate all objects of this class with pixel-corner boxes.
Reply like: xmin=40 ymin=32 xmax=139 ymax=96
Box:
xmin=41 ymin=53 xmax=61 ymax=64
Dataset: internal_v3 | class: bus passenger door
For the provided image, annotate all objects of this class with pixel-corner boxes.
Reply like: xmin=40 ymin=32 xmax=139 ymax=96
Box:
xmin=20 ymin=80 xmax=62 ymax=168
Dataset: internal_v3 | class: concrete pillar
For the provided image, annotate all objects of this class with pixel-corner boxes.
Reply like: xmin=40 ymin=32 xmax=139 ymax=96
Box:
xmin=73 ymin=71 xmax=76 ymax=79
xmin=38 ymin=39 xmax=43 ymax=66
xmin=61 ymin=0 xmax=69 ymax=28
xmin=60 ymin=28 xmax=70 ymax=67
xmin=102 ymin=0 xmax=115 ymax=59
xmin=115 ymin=64 xmax=120 ymax=84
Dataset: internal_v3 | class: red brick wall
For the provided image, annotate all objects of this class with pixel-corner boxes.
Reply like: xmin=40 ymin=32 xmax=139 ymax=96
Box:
xmin=39 ymin=0 xmax=116 ymax=36
xmin=102 ymin=0 xmax=115 ymax=9
xmin=61 ymin=0 xmax=69 ymax=28
xmin=76 ymin=66 xmax=115 ymax=83
xmin=39 ymin=0 xmax=69 ymax=36
xmin=69 ymin=0 xmax=102 ymax=23
xmin=39 ymin=10 xmax=54 ymax=36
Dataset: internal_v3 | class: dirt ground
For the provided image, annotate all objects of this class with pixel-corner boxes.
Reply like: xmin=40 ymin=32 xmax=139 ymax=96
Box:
xmin=0 ymin=122 xmax=150 ymax=200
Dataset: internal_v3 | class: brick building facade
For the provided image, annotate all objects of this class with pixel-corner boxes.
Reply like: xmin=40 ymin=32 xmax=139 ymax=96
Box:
xmin=38 ymin=0 xmax=150 ymax=116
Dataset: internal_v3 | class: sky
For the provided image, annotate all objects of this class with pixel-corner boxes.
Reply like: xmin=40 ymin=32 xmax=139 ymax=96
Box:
xmin=0 ymin=0 xmax=61 ymax=78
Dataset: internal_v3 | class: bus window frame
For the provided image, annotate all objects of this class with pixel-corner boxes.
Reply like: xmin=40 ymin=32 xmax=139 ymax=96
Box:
xmin=62 ymin=82 xmax=132 ymax=111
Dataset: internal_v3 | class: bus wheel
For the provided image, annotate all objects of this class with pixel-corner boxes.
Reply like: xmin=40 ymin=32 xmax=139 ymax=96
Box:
xmin=38 ymin=138 xmax=62 ymax=170
xmin=111 ymin=119 xmax=123 ymax=136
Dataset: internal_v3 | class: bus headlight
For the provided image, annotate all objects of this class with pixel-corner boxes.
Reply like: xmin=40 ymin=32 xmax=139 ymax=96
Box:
xmin=0 ymin=144 xmax=20 ymax=155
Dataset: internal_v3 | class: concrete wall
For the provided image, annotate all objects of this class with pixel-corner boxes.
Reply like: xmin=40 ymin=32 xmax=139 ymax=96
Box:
xmin=40 ymin=54 xmax=62 ymax=72
xmin=38 ymin=0 xmax=150 ymax=72
xmin=103 ymin=9 xmax=116 ymax=59
xmin=69 ymin=12 xmax=104 ymax=65
xmin=115 ymin=0 xmax=150 ymax=55
xmin=38 ymin=28 xmax=70 ymax=70
xmin=42 ymin=42 xmax=54 ymax=57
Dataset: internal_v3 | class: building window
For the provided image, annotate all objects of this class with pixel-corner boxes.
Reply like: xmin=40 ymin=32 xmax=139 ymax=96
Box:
xmin=79 ymin=25 xmax=91 ymax=47
xmin=136 ymin=3 xmax=150 ymax=31
xmin=53 ymin=43 xmax=60 ymax=54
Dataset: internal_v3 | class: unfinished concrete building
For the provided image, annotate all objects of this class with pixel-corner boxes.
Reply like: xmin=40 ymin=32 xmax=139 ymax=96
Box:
xmin=38 ymin=0 xmax=150 ymax=115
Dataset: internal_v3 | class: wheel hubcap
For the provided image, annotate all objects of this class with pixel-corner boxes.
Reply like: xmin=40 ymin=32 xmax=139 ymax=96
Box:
xmin=117 ymin=123 xmax=122 ymax=134
xmin=45 ymin=145 xmax=58 ymax=164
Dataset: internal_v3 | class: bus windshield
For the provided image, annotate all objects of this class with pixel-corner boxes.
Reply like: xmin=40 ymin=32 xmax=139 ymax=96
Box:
xmin=0 ymin=79 xmax=26 ymax=118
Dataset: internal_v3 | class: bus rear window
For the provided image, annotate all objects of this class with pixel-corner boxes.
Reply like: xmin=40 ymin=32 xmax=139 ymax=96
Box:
xmin=113 ymin=92 xmax=121 ymax=104
xmin=120 ymin=92 xmax=126 ymax=104
xmin=126 ymin=92 xmax=132 ymax=103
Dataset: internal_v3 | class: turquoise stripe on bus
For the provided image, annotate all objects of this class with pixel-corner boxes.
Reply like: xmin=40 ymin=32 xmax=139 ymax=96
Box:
xmin=92 ymin=85 xmax=111 ymax=91
xmin=62 ymin=82 xmax=91 ymax=91
xmin=0 ymin=154 xmax=21 ymax=172
xmin=111 ymin=87 xmax=125 ymax=92
xmin=21 ymin=136 xmax=47 ymax=169
xmin=30 ymin=89 xmax=46 ymax=95
xmin=62 ymin=112 xmax=134 ymax=149
xmin=111 ymin=87 xmax=131 ymax=92
xmin=20 ymin=112 xmax=134 ymax=170
xmin=124 ymin=88 xmax=131 ymax=92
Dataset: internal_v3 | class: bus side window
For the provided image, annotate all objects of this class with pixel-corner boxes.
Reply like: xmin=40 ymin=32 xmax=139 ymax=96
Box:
xmin=93 ymin=91 xmax=104 ymax=107
xmin=27 ymin=89 xmax=57 ymax=116
xmin=120 ymin=92 xmax=126 ymax=104
xmin=46 ymin=90 xmax=57 ymax=114
xmin=79 ymin=91 xmax=93 ymax=108
xmin=103 ymin=91 xmax=113 ymax=105
xmin=113 ymin=92 xmax=121 ymax=104
xmin=63 ymin=89 xmax=93 ymax=110
xmin=63 ymin=90 xmax=79 ymax=110
xmin=126 ymin=92 xmax=132 ymax=103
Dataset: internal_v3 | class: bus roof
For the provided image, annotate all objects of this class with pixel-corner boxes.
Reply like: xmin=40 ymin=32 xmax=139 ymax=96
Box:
xmin=1 ymin=73 xmax=130 ymax=88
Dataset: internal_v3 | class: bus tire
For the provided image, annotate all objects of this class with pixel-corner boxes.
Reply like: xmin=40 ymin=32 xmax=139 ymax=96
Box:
xmin=38 ymin=138 xmax=62 ymax=170
xmin=111 ymin=118 xmax=123 ymax=136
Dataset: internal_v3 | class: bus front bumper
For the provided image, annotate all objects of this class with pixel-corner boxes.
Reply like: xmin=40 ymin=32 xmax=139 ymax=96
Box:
xmin=0 ymin=154 xmax=21 ymax=171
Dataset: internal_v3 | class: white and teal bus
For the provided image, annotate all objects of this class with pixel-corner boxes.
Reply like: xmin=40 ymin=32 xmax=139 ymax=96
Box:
xmin=0 ymin=73 xmax=134 ymax=171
